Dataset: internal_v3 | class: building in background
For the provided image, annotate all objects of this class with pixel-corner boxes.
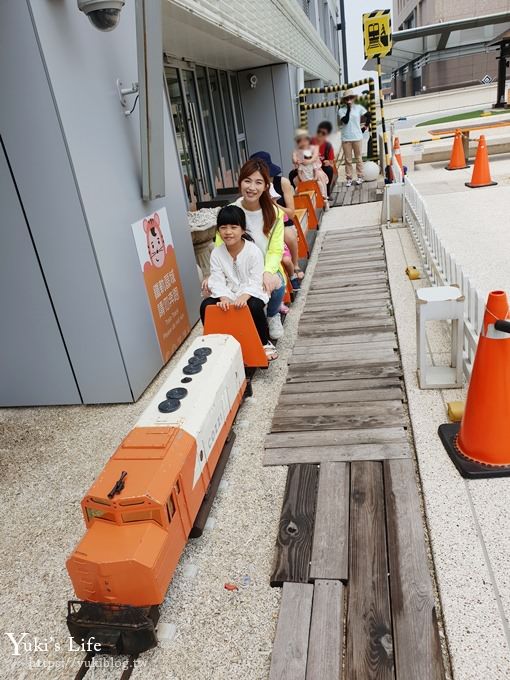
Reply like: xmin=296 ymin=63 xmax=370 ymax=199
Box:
xmin=391 ymin=1 xmax=510 ymax=96
xmin=0 ymin=0 xmax=342 ymax=407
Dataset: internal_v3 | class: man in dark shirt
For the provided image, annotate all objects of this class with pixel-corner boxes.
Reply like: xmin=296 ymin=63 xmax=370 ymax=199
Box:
xmin=312 ymin=120 xmax=335 ymax=190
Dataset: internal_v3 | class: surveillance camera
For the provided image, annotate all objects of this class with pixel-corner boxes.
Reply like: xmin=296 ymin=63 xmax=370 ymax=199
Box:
xmin=248 ymin=73 xmax=258 ymax=89
xmin=77 ymin=0 xmax=125 ymax=32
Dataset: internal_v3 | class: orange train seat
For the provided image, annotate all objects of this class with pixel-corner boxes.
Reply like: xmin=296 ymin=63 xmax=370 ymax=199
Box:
xmin=203 ymin=305 xmax=269 ymax=368
xmin=292 ymin=207 xmax=310 ymax=259
xmin=293 ymin=193 xmax=318 ymax=230
xmin=283 ymin=273 xmax=293 ymax=305
xmin=296 ymin=179 xmax=325 ymax=209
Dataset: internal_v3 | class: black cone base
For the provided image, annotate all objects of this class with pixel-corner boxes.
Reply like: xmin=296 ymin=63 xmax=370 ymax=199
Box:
xmin=445 ymin=164 xmax=469 ymax=170
xmin=438 ymin=423 xmax=510 ymax=479
xmin=464 ymin=180 xmax=498 ymax=188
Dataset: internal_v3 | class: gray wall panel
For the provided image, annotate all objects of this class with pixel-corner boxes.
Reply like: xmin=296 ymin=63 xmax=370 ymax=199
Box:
xmin=239 ymin=66 xmax=282 ymax=170
xmin=0 ymin=142 xmax=81 ymax=407
xmin=27 ymin=0 xmax=201 ymax=401
xmin=0 ymin=1 xmax=132 ymax=404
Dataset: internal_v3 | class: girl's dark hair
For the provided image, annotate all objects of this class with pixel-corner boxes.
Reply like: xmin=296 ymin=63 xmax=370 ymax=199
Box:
xmin=216 ymin=205 xmax=254 ymax=242
xmin=238 ymin=159 xmax=276 ymax=236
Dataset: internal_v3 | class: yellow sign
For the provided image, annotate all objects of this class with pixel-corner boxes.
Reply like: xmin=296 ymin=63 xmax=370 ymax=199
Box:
xmin=363 ymin=10 xmax=392 ymax=59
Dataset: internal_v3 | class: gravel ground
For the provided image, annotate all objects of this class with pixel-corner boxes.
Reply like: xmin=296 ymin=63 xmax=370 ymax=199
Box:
xmin=0 ymin=226 xmax=325 ymax=680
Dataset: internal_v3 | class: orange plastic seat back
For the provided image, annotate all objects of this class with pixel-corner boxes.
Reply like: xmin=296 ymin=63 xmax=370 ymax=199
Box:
xmin=283 ymin=274 xmax=292 ymax=304
xmin=294 ymin=194 xmax=318 ymax=230
xmin=296 ymin=180 xmax=325 ymax=208
xmin=203 ymin=305 xmax=268 ymax=368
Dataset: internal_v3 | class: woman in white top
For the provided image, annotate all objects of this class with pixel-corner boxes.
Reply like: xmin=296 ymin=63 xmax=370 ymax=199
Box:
xmin=338 ymin=89 xmax=369 ymax=187
xmin=200 ymin=205 xmax=277 ymax=361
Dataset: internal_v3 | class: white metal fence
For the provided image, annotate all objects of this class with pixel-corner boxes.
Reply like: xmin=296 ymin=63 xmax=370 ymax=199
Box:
xmin=404 ymin=177 xmax=484 ymax=378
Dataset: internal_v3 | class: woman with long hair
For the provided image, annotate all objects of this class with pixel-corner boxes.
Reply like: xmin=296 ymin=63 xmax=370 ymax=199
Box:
xmin=203 ymin=158 xmax=286 ymax=340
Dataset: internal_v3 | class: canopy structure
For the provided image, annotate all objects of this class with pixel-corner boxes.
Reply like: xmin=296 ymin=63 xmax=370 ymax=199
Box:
xmin=363 ymin=12 xmax=510 ymax=74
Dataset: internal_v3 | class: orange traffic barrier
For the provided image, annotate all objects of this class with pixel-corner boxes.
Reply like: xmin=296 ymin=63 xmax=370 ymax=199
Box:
xmin=445 ymin=129 xmax=468 ymax=170
xmin=465 ymin=135 xmax=497 ymax=188
xmin=296 ymin=180 xmax=325 ymax=209
xmin=203 ymin=305 xmax=268 ymax=368
xmin=294 ymin=194 xmax=318 ymax=230
xmin=439 ymin=290 xmax=510 ymax=477
xmin=393 ymin=137 xmax=404 ymax=174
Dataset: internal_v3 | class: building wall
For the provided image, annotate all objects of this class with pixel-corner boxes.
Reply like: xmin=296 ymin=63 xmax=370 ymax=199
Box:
xmin=394 ymin=0 xmax=510 ymax=28
xmin=238 ymin=64 xmax=297 ymax=176
xmin=0 ymin=1 xmax=201 ymax=405
xmin=423 ymin=51 xmax=499 ymax=92
xmin=169 ymin=0 xmax=340 ymax=82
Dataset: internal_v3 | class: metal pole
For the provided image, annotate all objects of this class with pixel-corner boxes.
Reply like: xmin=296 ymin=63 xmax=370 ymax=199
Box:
xmin=339 ymin=0 xmax=349 ymax=84
xmin=376 ymin=57 xmax=392 ymax=182
xmin=368 ymin=78 xmax=377 ymax=160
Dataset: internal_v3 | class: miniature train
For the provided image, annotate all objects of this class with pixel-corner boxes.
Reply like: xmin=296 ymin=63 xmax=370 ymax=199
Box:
xmin=66 ymin=334 xmax=247 ymax=659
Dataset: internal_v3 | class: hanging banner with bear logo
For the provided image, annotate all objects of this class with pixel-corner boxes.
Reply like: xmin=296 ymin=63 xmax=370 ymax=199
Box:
xmin=132 ymin=208 xmax=190 ymax=363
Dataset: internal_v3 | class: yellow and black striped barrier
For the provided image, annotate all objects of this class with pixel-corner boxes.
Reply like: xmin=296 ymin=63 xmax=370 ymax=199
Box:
xmin=298 ymin=79 xmax=378 ymax=161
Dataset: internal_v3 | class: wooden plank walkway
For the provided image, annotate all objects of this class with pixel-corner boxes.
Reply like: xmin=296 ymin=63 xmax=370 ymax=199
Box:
xmin=266 ymin=225 xmax=446 ymax=680
xmin=332 ymin=179 xmax=383 ymax=207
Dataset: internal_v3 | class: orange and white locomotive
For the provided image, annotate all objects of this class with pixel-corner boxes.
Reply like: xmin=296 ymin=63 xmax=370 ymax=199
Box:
xmin=66 ymin=334 xmax=246 ymax=658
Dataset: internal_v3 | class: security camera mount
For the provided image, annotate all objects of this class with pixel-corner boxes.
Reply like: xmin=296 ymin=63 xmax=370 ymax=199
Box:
xmin=116 ymin=79 xmax=139 ymax=116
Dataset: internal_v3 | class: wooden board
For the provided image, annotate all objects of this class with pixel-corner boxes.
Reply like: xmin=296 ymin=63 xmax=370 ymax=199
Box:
xmin=269 ymin=582 xmax=314 ymax=680
xmin=271 ymin=411 xmax=404 ymax=433
xmin=270 ymin=464 xmax=319 ymax=587
xmin=306 ymin=580 xmax=344 ymax=680
xmin=293 ymin=333 xmax=396 ymax=348
xmin=346 ymin=462 xmax=395 ymax=679
xmin=286 ymin=364 xmax=403 ymax=383
xmin=384 ymin=459 xmax=446 ymax=680
xmin=265 ymin=427 xmax=408 ymax=449
xmin=274 ymin=400 xmax=403 ymax=420
xmin=263 ymin=441 xmax=411 ymax=466
xmin=288 ymin=349 xmax=396 ymax=365
xmin=310 ymin=463 xmax=349 ymax=581
xmin=278 ymin=387 xmax=403 ymax=405
xmin=291 ymin=342 xmax=396 ymax=357
xmin=281 ymin=377 xmax=402 ymax=393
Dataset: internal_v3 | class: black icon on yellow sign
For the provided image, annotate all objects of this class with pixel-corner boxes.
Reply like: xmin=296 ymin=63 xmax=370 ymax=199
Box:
xmin=363 ymin=10 xmax=392 ymax=59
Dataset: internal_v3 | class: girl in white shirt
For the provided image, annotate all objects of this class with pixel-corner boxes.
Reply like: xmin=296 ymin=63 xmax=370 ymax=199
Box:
xmin=200 ymin=205 xmax=278 ymax=361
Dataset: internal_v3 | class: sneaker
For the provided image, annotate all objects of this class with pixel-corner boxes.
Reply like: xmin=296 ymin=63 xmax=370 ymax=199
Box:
xmin=355 ymin=177 xmax=363 ymax=185
xmin=345 ymin=179 xmax=352 ymax=187
xmin=279 ymin=303 xmax=289 ymax=315
xmin=268 ymin=314 xmax=284 ymax=340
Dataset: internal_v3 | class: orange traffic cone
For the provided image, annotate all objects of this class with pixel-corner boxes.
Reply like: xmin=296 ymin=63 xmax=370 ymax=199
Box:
xmin=439 ymin=290 xmax=510 ymax=477
xmin=445 ymin=129 xmax=468 ymax=170
xmin=465 ymin=135 xmax=497 ymax=188
xmin=393 ymin=137 xmax=404 ymax=174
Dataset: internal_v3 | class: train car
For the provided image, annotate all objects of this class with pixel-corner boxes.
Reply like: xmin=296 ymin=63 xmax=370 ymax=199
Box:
xmin=66 ymin=334 xmax=246 ymax=660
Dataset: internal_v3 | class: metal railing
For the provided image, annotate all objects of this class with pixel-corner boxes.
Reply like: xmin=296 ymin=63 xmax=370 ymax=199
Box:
xmin=404 ymin=177 xmax=484 ymax=378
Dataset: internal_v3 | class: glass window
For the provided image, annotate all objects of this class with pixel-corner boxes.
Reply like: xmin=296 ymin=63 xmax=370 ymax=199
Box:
xmin=121 ymin=508 xmax=162 ymax=525
xmin=229 ymin=74 xmax=244 ymax=134
xmin=181 ymin=70 xmax=212 ymax=201
xmin=166 ymin=67 xmax=198 ymax=209
xmin=86 ymin=507 xmax=115 ymax=522
xmin=167 ymin=495 xmax=175 ymax=521
xmin=196 ymin=66 xmax=224 ymax=191
xmin=220 ymin=71 xmax=240 ymax=183
xmin=209 ymin=69 xmax=235 ymax=188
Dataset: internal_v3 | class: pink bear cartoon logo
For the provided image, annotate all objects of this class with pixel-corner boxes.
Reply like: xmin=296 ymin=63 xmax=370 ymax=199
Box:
xmin=144 ymin=212 xmax=166 ymax=268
